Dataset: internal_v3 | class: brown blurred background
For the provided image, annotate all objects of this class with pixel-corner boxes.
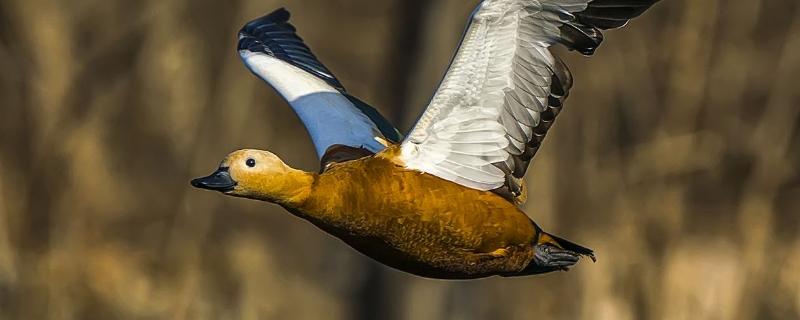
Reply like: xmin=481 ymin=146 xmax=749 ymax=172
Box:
xmin=1 ymin=0 xmax=799 ymax=319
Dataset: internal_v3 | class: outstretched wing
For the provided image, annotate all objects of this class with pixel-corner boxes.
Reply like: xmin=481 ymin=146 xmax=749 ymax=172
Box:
xmin=399 ymin=0 xmax=659 ymax=195
xmin=239 ymin=8 xmax=402 ymax=161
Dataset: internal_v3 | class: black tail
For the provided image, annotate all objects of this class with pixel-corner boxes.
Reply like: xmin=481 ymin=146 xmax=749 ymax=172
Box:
xmin=547 ymin=233 xmax=596 ymax=262
xmin=504 ymin=232 xmax=596 ymax=277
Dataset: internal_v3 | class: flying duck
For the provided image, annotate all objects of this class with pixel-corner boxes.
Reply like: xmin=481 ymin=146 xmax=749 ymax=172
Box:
xmin=192 ymin=0 xmax=660 ymax=279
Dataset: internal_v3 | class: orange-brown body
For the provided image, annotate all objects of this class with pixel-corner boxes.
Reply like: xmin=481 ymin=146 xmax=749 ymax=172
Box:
xmin=194 ymin=147 xmax=589 ymax=279
xmin=286 ymin=148 xmax=544 ymax=279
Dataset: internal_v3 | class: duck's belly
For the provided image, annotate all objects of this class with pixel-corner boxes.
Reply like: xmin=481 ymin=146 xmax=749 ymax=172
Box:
xmin=313 ymin=219 xmax=531 ymax=279
xmin=303 ymin=158 xmax=539 ymax=278
xmin=310 ymin=212 xmax=536 ymax=279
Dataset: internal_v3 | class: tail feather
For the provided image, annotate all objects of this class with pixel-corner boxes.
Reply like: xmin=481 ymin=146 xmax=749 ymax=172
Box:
xmin=540 ymin=232 xmax=596 ymax=262
xmin=506 ymin=231 xmax=596 ymax=277
xmin=549 ymin=234 xmax=596 ymax=262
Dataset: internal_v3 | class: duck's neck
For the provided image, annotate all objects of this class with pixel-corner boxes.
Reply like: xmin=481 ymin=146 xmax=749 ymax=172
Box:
xmin=248 ymin=168 xmax=317 ymax=208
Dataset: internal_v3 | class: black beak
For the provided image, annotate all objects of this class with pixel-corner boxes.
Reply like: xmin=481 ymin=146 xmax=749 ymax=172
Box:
xmin=191 ymin=167 xmax=237 ymax=192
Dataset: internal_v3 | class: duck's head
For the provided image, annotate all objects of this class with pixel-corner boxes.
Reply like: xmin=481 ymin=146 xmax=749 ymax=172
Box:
xmin=191 ymin=149 xmax=314 ymax=204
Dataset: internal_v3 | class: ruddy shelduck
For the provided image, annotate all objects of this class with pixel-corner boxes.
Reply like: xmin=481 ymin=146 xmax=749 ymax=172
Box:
xmin=193 ymin=0 xmax=660 ymax=279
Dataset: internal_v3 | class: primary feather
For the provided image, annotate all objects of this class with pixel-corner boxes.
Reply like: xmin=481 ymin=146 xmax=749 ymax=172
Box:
xmin=400 ymin=0 xmax=660 ymax=194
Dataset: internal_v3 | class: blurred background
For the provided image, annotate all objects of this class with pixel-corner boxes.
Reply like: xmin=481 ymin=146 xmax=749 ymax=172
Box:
xmin=1 ymin=0 xmax=799 ymax=319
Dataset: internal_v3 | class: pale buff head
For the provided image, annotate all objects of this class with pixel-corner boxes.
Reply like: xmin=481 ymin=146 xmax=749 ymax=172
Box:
xmin=191 ymin=149 xmax=313 ymax=204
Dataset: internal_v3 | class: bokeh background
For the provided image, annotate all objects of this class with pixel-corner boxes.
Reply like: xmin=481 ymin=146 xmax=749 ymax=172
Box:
xmin=1 ymin=0 xmax=799 ymax=319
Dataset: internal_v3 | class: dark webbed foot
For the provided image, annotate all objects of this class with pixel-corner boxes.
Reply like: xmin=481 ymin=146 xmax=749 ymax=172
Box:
xmin=533 ymin=244 xmax=581 ymax=272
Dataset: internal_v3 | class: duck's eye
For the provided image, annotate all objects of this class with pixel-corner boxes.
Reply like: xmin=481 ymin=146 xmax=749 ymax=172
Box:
xmin=246 ymin=158 xmax=256 ymax=168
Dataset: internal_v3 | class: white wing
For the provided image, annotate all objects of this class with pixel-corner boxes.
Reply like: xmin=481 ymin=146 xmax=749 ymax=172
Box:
xmin=239 ymin=8 xmax=402 ymax=160
xmin=399 ymin=0 xmax=659 ymax=192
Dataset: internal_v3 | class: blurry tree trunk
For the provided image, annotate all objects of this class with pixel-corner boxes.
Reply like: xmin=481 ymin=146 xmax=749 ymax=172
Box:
xmin=352 ymin=1 xmax=433 ymax=320
xmin=379 ymin=0 xmax=435 ymax=130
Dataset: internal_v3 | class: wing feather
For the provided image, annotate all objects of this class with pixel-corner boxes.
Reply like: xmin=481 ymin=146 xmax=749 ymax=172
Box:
xmin=238 ymin=8 xmax=401 ymax=162
xmin=399 ymin=0 xmax=660 ymax=199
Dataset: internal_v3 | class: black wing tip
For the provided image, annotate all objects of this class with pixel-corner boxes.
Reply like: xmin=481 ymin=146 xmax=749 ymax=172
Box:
xmin=242 ymin=8 xmax=290 ymax=30
xmin=237 ymin=7 xmax=345 ymax=90
xmin=562 ymin=0 xmax=661 ymax=55
xmin=559 ymin=23 xmax=604 ymax=56
xmin=238 ymin=7 xmax=292 ymax=45
xmin=581 ymin=0 xmax=662 ymax=30
xmin=587 ymin=0 xmax=661 ymax=7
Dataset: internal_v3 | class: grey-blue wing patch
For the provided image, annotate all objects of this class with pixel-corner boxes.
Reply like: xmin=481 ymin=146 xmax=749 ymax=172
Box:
xmin=344 ymin=94 xmax=403 ymax=144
